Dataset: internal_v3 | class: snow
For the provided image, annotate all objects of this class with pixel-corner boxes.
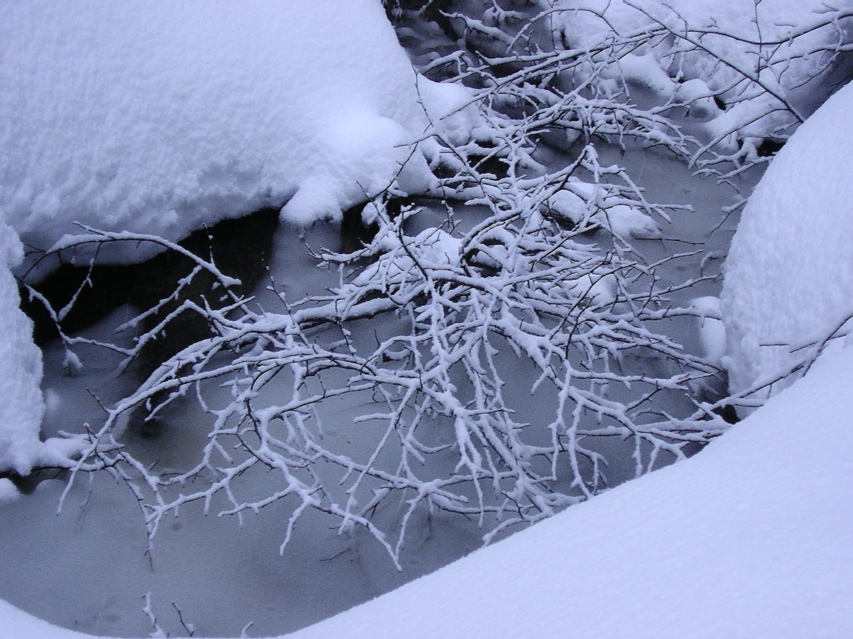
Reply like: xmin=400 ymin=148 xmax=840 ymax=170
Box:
xmin=691 ymin=296 xmax=727 ymax=368
xmin=546 ymin=180 xmax=661 ymax=238
xmin=1 ymin=2 xmax=850 ymax=636
xmin=721 ymin=80 xmax=853 ymax=404
xmin=0 ymin=217 xmax=88 ymax=475
xmin=3 ymin=326 xmax=852 ymax=638
xmin=554 ymin=0 xmax=847 ymax=146
xmin=283 ymin=345 xmax=853 ymax=639
xmin=0 ymin=478 xmax=20 ymax=504
xmin=0 ymin=220 xmax=46 ymax=476
xmin=0 ymin=0 xmax=480 ymax=263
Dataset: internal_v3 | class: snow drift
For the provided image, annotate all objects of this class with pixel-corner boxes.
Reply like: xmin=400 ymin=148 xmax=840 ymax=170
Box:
xmin=0 ymin=0 xmax=480 ymax=262
xmin=722 ymin=79 xmax=853 ymax=403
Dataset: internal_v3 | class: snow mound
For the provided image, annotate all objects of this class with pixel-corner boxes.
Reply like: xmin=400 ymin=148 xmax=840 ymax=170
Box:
xmin=0 ymin=220 xmax=88 ymax=476
xmin=0 ymin=0 xmax=481 ymax=263
xmin=547 ymin=181 xmax=661 ymax=239
xmin=721 ymin=79 xmax=853 ymax=405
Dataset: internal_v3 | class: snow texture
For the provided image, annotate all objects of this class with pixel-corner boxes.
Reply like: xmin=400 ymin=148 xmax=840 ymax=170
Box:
xmin=0 ymin=0 xmax=480 ymax=263
xmin=3 ymin=329 xmax=853 ymax=638
xmin=722 ymin=79 xmax=853 ymax=402
xmin=0 ymin=221 xmax=46 ymax=475
xmin=0 ymin=219 xmax=87 ymax=475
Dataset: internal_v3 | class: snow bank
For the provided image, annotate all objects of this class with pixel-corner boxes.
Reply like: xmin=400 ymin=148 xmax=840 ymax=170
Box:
xmin=0 ymin=222 xmax=46 ymax=476
xmin=721 ymin=79 xmax=853 ymax=403
xmin=4 ymin=319 xmax=853 ymax=638
xmin=0 ymin=0 xmax=480 ymax=263
xmin=554 ymin=0 xmax=848 ymax=148
xmin=0 ymin=221 xmax=87 ymax=476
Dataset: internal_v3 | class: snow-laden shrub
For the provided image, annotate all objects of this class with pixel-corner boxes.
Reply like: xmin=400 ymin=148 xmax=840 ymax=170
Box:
xmin=48 ymin=139 xmax=729 ymax=567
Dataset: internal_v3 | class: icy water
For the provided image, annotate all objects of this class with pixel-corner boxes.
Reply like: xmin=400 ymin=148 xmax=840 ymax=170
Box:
xmin=0 ymin=148 xmax=760 ymax=637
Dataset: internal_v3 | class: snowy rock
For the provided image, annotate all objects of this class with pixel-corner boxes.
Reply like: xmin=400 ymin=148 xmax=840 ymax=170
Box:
xmin=0 ymin=478 xmax=21 ymax=504
xmin=721 ymin=80 xmax=853 ymax=405
xmin=600 ymin=204 xmax=661 ymax=240
xmin=0 ymin=221 xmax=47 ymax=476
xmin=0 ymin=220 xmax=88 ymax=475
xmin=547 ymin=186 xmax=661 ymax=239
xmin=0 ymin=1 xmax=480 ymax=263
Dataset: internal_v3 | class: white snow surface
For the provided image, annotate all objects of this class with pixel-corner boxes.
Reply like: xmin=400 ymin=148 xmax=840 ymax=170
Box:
xmin=0 ymin=219 xmax=87 ymax=475
xmin=721 ymin=79 xmax=853 ymax=403
xmin=0 ymin=221 xmax=46 ymax=475
xmin=0 ymin=0 xmax=480 ymax=262
xmin=3 ymin=332 xmax=852 ymax=638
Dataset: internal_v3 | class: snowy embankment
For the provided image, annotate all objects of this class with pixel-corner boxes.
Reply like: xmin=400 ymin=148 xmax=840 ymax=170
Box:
xmin=0 ymin=0 xmax=479 ymax=256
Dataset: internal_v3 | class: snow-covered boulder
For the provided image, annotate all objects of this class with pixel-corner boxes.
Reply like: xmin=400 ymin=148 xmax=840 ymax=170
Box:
xmin=0 ymin=0 xmax=481 ymax=263
xmin=721 ymin=79 xmax=853 ymax=405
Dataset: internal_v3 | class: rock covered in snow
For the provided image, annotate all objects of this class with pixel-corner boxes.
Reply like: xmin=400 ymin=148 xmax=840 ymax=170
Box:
xmin=0 ymin=221 xmax=87 ymax=476
xmin=690 ymin=296 xmax=726 ymax=368
xmin=721 ymin=80 xmax=853 ymax=406
xmin=546 ymin=181 xmax=661 ymax=239
xmin=0 ymin=0 xmax=482 ymax=263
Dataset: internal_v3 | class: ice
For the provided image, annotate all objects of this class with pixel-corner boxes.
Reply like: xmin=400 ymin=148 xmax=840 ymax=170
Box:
xmin=721 ymin=80 xmax=853 ymax=405
xmin=0 ymin=0 xmax=480 ymax=264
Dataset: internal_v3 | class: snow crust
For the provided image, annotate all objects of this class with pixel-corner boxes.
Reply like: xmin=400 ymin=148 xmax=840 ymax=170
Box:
xmin=555 ymin=0 xmax=846 ymax=147
xmin=721 ymin=80 xmax=853 ymax=402
xmin=0 ymin=0 xmax=479 ymax=262
xmin=4 ymin=330 xmax=852 ymax=638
